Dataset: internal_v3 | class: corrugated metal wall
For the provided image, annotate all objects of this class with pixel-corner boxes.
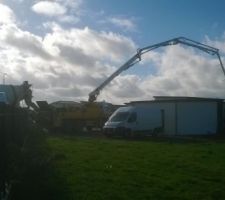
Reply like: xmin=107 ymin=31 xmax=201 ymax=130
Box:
xmin=131 ymin=100 xmax=220 ymax=135
xmin=134 ymin=102 xmax=176 ymax=135
xmin=152 ymin=103 xmax=176 ymax=135
xmin=177 ymin=102 xmax=217 ymax=135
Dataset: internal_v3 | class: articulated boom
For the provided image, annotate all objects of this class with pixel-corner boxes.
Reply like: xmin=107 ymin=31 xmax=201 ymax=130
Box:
xmin=88 ymin=37 xmax=225 ymax=103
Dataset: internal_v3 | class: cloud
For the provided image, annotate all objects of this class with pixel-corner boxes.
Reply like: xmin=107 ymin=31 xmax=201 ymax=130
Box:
xmin=58 ymin=15 xmax=80 ymax=24
xmin=0 ymin=24 xmax=52 ymax=60
xmin=52 ymin=86 xmax=87 ymax=98
xmin=97 ymin=43 xmax=225 ymax=104
xmin=102 ymin=75 xmax=144 ymax=100
xmin=56 ymin=0 xmax=82 ymax=10
xmin=205 ymin=35 xmax=225 ymax=54
xmin=11 ymin=0 xmax=24 ymax=3
xmin=1 ymin=20 xmax=225 ymax=104
xmin=0 ymin=20 xmax=137 ymax=102
xmin=31 ymin=0 xmax=83 ymax=24
xmin=43 ymin=26 xmax=136 ymax=63
xmin=1 ymin=2 xmax=225 ymax=104
xmin=32 ymin=1 xmax=67 ymax=17
xmin=107 ymin=17 xmax=136 ymax=31
xmin=57 ymin=44 xmax=96 ymax=68
xmin=0 ymin=3 xmax=16 ymax=24
xmin=140 ymin=45 xmax=225 ymax=99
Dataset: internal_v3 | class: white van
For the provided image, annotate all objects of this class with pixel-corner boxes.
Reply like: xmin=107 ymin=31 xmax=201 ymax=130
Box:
xmin=103 ymin=106 xmax=164 ymax=136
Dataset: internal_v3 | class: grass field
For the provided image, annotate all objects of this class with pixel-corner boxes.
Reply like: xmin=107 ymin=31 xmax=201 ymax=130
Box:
xmin=47 ymin=135 xmax=225 ymax=200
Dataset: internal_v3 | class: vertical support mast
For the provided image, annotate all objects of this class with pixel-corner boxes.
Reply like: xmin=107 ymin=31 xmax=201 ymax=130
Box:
xmin=216 ymin=52 xmax=225 ymax=76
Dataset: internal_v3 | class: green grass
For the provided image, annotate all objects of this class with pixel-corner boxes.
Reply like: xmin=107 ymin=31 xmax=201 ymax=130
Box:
xmin=48 ymin=136 xmax=225 ymax=200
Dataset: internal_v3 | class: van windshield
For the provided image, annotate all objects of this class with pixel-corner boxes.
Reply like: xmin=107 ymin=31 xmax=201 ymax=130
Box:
xmin=110 ymin=112 xmax=130 ymax=122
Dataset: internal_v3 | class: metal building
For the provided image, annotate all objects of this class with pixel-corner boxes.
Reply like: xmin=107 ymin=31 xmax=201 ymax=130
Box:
xmin=127 ymin=96 xmax=224 ymax=136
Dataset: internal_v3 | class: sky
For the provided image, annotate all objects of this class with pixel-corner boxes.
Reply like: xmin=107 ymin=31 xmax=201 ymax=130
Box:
xmin=0 ymin=0 xmax=225 ymax=104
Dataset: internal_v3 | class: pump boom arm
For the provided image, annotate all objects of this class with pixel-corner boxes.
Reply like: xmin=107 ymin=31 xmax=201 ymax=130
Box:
xmin=88 ymin=37 xmax=225 ymax=102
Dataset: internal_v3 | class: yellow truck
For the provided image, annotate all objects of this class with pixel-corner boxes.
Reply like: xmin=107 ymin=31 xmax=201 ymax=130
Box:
xmin=37 ymin=101 xmax=117 ymax=133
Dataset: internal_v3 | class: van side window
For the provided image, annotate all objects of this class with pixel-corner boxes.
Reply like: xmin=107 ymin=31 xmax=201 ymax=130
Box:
xmin=127 ymin=112 xmax=137 ymax=123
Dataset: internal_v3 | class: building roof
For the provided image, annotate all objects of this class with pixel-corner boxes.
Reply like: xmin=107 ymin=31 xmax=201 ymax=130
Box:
xmin=127 ymin=96 xmax=224 ymax=105
xmin=153 ymin=96 xmax=224 ymax=101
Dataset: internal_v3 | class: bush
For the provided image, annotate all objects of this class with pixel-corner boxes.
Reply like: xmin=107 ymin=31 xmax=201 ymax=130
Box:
xmin=0 ymin=106 xmax=66 ymax=200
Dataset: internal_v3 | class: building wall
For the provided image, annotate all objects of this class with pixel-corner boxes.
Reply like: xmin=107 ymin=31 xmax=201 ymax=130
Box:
xmin=176 ymin=102 xmax=218 ymax=135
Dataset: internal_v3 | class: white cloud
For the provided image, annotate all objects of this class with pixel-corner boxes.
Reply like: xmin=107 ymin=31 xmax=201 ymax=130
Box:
xmin=0 ymin=24 xmax=53 ymax=59
xmin=108 ymin=17 xmax=136 ymax=31
xmin=56 ymin=0 xmax=82 ymax=10
xmin=0 ymin=20 xmax=137 ymax=102
xmin=1 ymin=2 xmax=225 ymax=104
xmin=32 ymin=1 xmax=67 ymax=17
xmin=42 ymin=21 xmax=61 ymax=32
xmin=58 ymin=15 xmax=80 ymax=24
xmin=140 ymin=46 xmax=225 ymax=98
xmin=0 ymin=3 xmax=16 ymax=24
xmin=10 ymin=0 xmax=24 ymax=3
xmin=31 ymin=0 xmax=82 ymax=24
xmin=1 ymin=20 xmax=225 ymax=104
xmin=205 ymin=35 xmax=225 ymax=54
xmin=98 ymin=43 xmax=225 ymax=104
xmin=43 ymin=26 xmax=136 ymax=63
xmin=100 ymin=74 xmax=144 ymax=103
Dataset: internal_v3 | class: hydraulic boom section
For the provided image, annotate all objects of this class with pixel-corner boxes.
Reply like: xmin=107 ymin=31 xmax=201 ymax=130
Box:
xmin=88 ymin=37 xmax=225 ymax=103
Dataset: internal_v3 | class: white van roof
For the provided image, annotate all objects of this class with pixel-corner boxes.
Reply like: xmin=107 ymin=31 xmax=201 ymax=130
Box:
xmin=116 ymin=106 xmax=134 ymax=112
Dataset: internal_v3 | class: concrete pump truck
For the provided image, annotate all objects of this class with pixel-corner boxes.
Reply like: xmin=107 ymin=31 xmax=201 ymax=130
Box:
xmin=41 ymin=37 xmax=225 ymax=133
xmin=87 ymin=37 xmax=225 ymax=136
